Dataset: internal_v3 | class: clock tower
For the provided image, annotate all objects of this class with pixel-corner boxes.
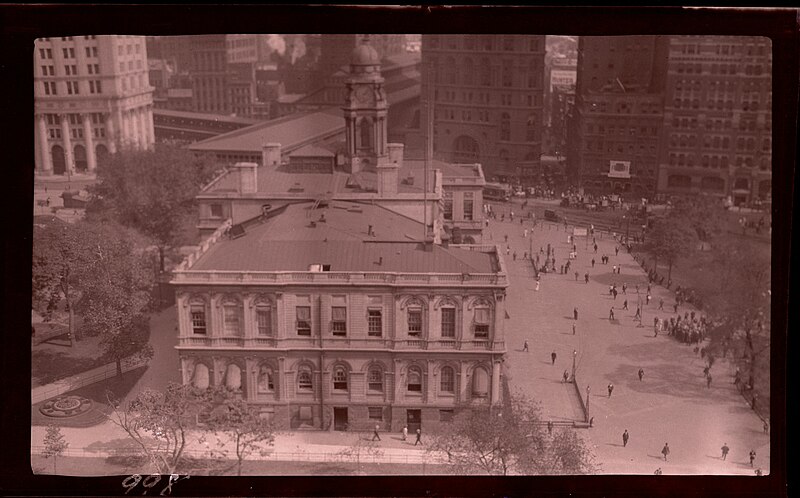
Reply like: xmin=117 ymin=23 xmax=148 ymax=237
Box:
xmin=343 ymin=36 xmax=389 ymax=174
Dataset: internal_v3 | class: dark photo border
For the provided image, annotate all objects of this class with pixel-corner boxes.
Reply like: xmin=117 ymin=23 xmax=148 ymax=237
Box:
xmin=1 ymin=4 xmax=794 ymax=497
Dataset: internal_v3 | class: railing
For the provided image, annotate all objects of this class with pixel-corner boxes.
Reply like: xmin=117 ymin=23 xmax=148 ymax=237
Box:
xmin=173 ymin=270 xmax=508 ymax=287
xmin=178 ymin=336 xmax=504 ymax=352
xmin=31 ymin=356 xmax=149 ymax=405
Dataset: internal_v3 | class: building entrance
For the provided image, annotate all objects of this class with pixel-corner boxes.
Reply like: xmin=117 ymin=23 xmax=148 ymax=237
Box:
xmin=51 ymin=145 xmax=66 ymax=175
xmin=334 ymin=407 xmax=348 ymax=431
xmin=406 ymin=409 xmax=421 ymax=433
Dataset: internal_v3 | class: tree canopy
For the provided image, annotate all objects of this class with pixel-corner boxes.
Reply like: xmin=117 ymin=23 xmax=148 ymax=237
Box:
xmin=428 ymin=392 xmax=596 ymax=475
xmin=644 ymin=215 xmax=699 ymax=280
xmin=86 ymin=143 xmax=219 ymax=268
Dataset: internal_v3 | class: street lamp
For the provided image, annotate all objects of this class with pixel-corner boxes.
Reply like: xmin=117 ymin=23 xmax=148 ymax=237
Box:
xmin=572 ymin=349 xmax=577 ymax=382
xmin=585 ymin=385 xmax=591 ymax=423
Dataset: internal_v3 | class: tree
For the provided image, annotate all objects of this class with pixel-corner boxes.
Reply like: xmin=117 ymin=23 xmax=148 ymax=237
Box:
xmin=670 ymin=195 xmax=727 ymax=244
xmin=201 ymin=387 xmax=275 ymax=476
xmin=644 ymin=216 xmax=698 ymax=281
xmin=107 ymin=383 xmax=207 ymax=475
xmin=32 ymin=216 xmax=84 ymax=342
xmin=703 ymin=240 xmax=770 ymax=399
xmin=86 ymin=143 xmax=219 ymax=271
xmin=428 ymin=392 xmax=596 ymax=475
xmin=75 ymin=221 xmax=155 ymax=374
xmin=42 ymin=424 xmax=69 ymax=474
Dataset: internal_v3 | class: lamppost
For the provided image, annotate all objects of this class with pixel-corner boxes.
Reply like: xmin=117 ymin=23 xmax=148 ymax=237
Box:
xmin=572 ymin=349 xmax=577 ymax=382
xmin=585 ymin=385 xmax=591 ymax=423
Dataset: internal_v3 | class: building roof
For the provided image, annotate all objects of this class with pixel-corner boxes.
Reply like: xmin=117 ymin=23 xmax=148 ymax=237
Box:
xmin=289 ymin=144 xmax=336 ymax=158
xmin=188 ymin=107 xmax=344 ymax=154
xmin=154 ymin=108 xmax=258 ymax=125
xmin=189 ymin=202 xmax=495 ymax=273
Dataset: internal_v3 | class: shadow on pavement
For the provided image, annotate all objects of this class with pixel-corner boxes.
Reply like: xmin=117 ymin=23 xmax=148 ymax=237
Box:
xmin=648 ymin=454 xmax=666 ymax=461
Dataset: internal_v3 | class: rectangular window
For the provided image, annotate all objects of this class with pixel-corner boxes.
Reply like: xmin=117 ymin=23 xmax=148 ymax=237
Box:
xmin=463 ymin=199 xmax=474 ymax=221
xmin=69 ymin=48 xmax=75 ymax=58
xmin=63 ymin=48 xmax=69 ymax=58
xmin=210 ymin=203 xmax=223 ymax=218
xmin=191 ymin=306 xmax=207 ymax=335
xmin=474 ymin=307 xmax=490 ymax=338
xmin=47 ymin=48 xmax=52 ymax=59
xmin=368 ymin=369 xmax=383 ymax=391
xmin=223 ymin=305 xmax=241 ymax=336
xmin=39 ymin=48 xmax=46 ymax=59
xmin=368 ymin=407 xmax=383 ymax=420
xmin=92 ymin=47 xmax=98 ymax=57
xmin=331 ymin=307 xmax=347 ymax=336
xmin=443 ymin=198 xmax=453 ymax=220
xmin=368 ymin=309 xmax=382 ymax=337
xmin=95 ymin=80 xmax=102 ymax=93
xmin=85 ymin=47 xmax=91 ymax=57
xmin=441 ymin=308 xmax=456 ymax=338
xmin=408 ymin=309 xmax=422 ymax=336
xmin=256 ymin=306 xmax=272 ymax=336
xmin=440 ymin=409 xmax=454 ymax=422
xmin=296 ymin=306 xmax=311 ymax=336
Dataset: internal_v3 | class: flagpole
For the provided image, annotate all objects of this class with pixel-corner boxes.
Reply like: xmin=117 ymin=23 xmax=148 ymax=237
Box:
xmin=424 ymin=61 xmax=433 ymax=241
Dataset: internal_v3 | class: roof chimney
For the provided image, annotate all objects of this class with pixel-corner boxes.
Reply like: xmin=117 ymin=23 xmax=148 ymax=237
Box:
xmin=262 ymin=143 xmax=281 ymax=169
xmin=235 ymin=162 xmax=258 ymax=194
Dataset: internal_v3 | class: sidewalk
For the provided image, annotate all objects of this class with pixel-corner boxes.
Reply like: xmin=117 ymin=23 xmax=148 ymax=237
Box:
xmin=488 ymin=213 xmax=770 ymax=475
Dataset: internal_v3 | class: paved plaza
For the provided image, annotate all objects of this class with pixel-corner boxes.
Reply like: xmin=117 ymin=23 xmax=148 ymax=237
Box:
xmin=492 ymin=202 xmax=770 ymax=475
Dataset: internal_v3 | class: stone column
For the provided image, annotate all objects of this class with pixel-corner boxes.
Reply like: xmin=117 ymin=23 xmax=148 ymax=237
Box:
xmin=104 ymin=113 xmax=117 ymax=153
xmin=130 ymin=109 xmax=140 ymax=149
xmin=36 ymin=114 xmax=53 ymax=174
xmin=59 ymin=114 xmax=75 ymax=175
xmin=119 ymin=110 xmax=129 ymax=149
xmin=138 ymin=107 xmax=149 ymax=149
xmin=491 ymin=358 xmax=502 ymax=406
xmin=81 ymin=113 xmax=97 ymax=172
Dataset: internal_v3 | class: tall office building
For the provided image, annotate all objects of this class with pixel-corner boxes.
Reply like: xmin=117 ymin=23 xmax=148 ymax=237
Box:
xmin=421 ymin=35 xmax=546 ymax=184
xmin=657 ymin=36 xmax=772 ymax=205
xmin=189 ymin=35 xmax=230 ymax=114
xmin=568 ymin=36 xmax=668 ymax=197
xmin=34 ymin=35 xmax=154 ymax=176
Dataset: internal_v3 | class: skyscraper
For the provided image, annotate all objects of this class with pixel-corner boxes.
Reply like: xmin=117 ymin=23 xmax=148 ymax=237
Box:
xmin=421 ymin=35 xmax=546 ymax=184
xmin=657 ymin=36 xmax=772 ymax=205
xmin=34 ymin=35 xmax=154 ymax=176
xmin=568 ymin=36 xmax=668 ymax=197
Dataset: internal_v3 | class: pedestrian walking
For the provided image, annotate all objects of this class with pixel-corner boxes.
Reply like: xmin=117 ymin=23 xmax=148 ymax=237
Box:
xmin=572 ymin=323 xmax=576 ymax=335
xmin=721 ymin=443 xmax=729 ymax=461
xmin=402 ymin=425 xmax=409 ymax=441
xmin=551 ymin=351 xmax=557 ymax=365
xmin=594 ymin=243 xmax=598 ymax=253
xmin=673 ymin=302 xmax=679 ymax=313
xmin=535 ymin=280 xmax=540 ymax=292
xmin=646 ymin=293 xmax=651 ymax=305
xmin=749 ymin=449 xmax=756 ymax=467
xmin=707 ymin=374 xmax=713 ymax=389
xmin=563 ymin=370 xmax=569 ymax=383
xmin=654 ymin=468 xmax=662 ymax=475
xmin=560 ymin=264 xmax=564 ymax=274
xmin=661 ymin=443 xmax=670 ymax=461
xmin=612 ymin=288 xmax=618 ymax=300
xmin=615 ymin=246 xmax=619 ymax=256
xmin=513 ymin=252 xmax=517 ymax=261
xmin=647 ymin=283 xmax=652 ymax=294
xmin=523 ymin=340 xmax=529 ymax=352
xmin=574 ymin=307 xmax=579 ymax=320
xmin=659 ymin=298 xmax=664 ymax=310
xmin=524 ymin=228 xmax=528 ymax=238
xmin=575 ymin=271 xmax=579 ymax=281
xmin=622 ymin=283 xmax=627 ymax=294
xmin=591 ymin=258 xmax=595 ymax=268
xmin=635 ymin=284 xmax=640 ymax=294
xmin=613 ymin=265 xmax=618 ymax=274
xmin=634 ymin=307 xmax=641 ymax=320
xmin=607 ymin=383 xmax=614 ymax=397
xmin=623 ymin=299 xmax=628 ymax=310
xmin=547 ymin=421 xmax=553 ymax=435
xmin=763 ymin=421 xmax=769 ymax=434
xmin=372 ymin=424 xmax=381 ymax=441
xmin=622 ymin=430 xmax=629 ymax=447
xmin=609 ymin=308 xmax=615 ymax=320
xmin=585 ymin=272 xmax=590 ymax=284
xmin=415 ymin=428 xmax=422 ymax=446
xmin=638 ymin=368 xmax=644 ymax=382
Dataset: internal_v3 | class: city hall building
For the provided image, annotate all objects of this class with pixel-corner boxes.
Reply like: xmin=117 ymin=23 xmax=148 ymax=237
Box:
xmin=172 ymin=38 xmax=506 ymax=433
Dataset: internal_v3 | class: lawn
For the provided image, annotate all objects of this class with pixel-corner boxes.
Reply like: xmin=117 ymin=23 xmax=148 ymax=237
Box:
xmin=31 ymin=334 xmax=109 ymax=387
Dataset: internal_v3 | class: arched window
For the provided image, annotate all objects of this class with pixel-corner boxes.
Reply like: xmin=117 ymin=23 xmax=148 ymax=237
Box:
xmin=453 ymin=135 xmax=480 ymax=163
xmin=333 ymin=366 xmax=348 ymax=391
xmin=257 ymin=365 xmax=274 ymax=393
xmin=368 ymin=366 xmax=383 ymax=392
xmin=193 ymin=363 xmax=210 ymax=390
xmin=225 ymin=364 xmax=242 ymax=391
xmin=297 ymin=365 xmax=313 ymax=391
xmin=407 ymin=367 xmax=422 ymax=392
xmin=472 ymin=367 xmax=489 ymax=397
xmin=473 ymin=306 xmax=491 ymax=338
xmin=73 ymin=144 xmax=87 ymax=172
xmin=440 ymin=366 xmax=455 ymax=393
xmin=500 ymin=113 xmax=510 ymax=141
xmin=190 ymin=299 xmax=207 ymax=335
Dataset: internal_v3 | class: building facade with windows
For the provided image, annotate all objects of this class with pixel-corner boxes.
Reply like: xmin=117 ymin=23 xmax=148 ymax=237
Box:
xmin=656 ymin=36 xmax=772 ymax=205
xmin=420 ymin=34 xmax=546 ymax=185
xmin=568 ymin=36 xmax=669 ymax=197
xmin=34 ymin=35 xmax=154 ymax=176
xmin=172 ymin=203 xmax=507 ymax=432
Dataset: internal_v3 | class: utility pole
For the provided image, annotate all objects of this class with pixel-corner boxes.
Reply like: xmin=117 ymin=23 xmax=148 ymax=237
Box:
xmin=572 ymin=349 xmax=577 ymax=382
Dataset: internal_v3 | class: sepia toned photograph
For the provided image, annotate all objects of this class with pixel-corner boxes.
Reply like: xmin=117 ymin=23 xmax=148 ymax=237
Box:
xmin=17 ymin=6 xmax=791 ymax=494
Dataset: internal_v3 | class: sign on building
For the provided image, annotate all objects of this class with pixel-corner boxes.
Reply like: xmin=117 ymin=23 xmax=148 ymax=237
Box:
xmin=608 ymin=160 xmax=631 ymax=179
